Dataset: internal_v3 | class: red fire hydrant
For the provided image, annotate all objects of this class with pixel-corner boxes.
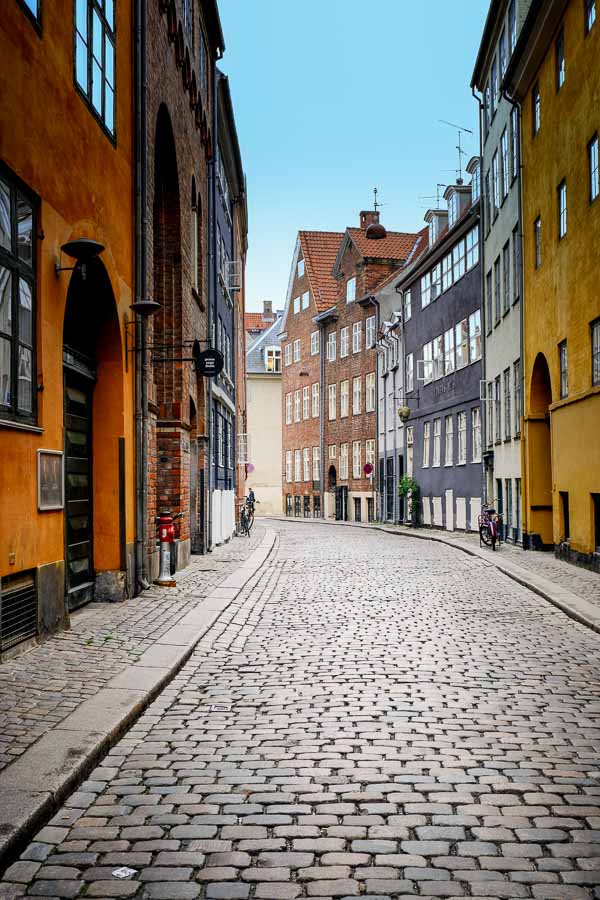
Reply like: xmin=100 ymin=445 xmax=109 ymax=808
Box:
xmin=155 ymin=511 xmax=177 ymax=587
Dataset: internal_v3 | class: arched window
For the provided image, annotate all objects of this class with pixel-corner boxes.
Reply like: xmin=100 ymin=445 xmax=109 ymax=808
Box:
xmin=191 ymin=177 xmax=199 ymax=294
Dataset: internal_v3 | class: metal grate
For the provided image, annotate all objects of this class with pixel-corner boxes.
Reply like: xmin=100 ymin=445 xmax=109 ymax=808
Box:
xmin=0 ymin=572 xmax=38 ymax=654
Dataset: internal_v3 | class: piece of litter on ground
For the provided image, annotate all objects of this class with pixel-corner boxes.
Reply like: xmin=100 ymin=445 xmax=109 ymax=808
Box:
xmin=112 ymin=867 xmax=137 ymax=878
xmin=209 ymin=703 xmax=231 ymax=712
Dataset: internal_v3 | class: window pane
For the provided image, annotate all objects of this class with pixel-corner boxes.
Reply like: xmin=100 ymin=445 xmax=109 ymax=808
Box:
xmin=105 ymin=0 xmax=114 ymax=30
xmin=0 ymin=179 xmax=11 ymax=252
xmin=23 ymin=0 xmax=39 ymax=16
xmin=19 ymin=279 xmax=33 ymax=345
xmin=105 ymin=35 xmax=115 ymax=87
xmin=18 ymin=344 xmax=32 ymax=412
xmin=104 ymin=82 xmax=114 ymax=133
xmin=92 ymin=11 xmax=103 ymax=64
xmin=17 ymin=196 xmax=33 ymax=265
xmin=0 ymin=336 xmax=11 ymax=407
xmin=76 ymin=34 xmax=88 ymax=92
xmin=92 ymin=61 xmax=103 ymax=113
xmin=76 ymin=0 xmax=88 ymax=37
xmin=0 ymin=266 xmax=12 ymax=335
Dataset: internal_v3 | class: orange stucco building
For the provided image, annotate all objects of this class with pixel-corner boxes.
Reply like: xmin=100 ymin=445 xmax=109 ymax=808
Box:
xmin=0 ymin=0 xmax=136 ymax=653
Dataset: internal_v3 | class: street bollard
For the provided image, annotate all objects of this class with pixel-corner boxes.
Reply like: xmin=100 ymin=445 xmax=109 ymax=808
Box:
xmin=155 ymin=511 xmax=177 ymax=588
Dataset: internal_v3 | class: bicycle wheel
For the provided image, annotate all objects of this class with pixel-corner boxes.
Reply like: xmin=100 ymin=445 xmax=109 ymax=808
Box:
xmin=479 ymin=525 xmax=492 ymax=546
xmin=247 ymin=510 xmax=254 ymax=532
xmin=240 ymin=510 xmax=249 ymax=535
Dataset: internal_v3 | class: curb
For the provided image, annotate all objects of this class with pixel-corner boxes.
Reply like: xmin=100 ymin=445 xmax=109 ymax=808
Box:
xmin=0 ymin=528 xmax=277 ymax=874
xmin=266 ymin=516 xmax=600 ymax=637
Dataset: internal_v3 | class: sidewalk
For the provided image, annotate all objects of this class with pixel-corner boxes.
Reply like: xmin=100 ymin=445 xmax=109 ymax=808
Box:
xmin=267 ymin=515 xmax=600 ymax=633
xmin=0 ymin=525 xmax=276 ymax=869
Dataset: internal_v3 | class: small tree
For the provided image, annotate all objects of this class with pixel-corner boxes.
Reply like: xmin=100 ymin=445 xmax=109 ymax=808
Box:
xmin=398 ymin=475 xmax=421 ymax=525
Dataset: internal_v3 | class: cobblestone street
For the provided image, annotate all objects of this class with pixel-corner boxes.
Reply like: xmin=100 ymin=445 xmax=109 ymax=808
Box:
xmin=2 ymin=520 xmax=600 ymax=899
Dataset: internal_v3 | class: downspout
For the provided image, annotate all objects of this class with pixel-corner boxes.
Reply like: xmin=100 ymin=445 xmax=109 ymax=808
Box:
xmin=318 ymin=323 xmax=325 ymax=517
xmin=391 ymin=331 xmax=399 ymax=522
xmin=395 ymin=286 xmax=406 ymax=523
xmin=377 ymin=341 xmax=387 ymax=522
xmin=472 ymin=84 xmax=487 ymax=509
xmin=371 ymin=297 xmax=381 ymax=521
xmin=134 ymin=0 xmax=150 ymax=591
xmin=207 ymin=63 xmax=219 ymax=551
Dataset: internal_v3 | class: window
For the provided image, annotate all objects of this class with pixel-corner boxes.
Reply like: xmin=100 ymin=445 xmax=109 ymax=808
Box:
xmin=433 ymin=334 xmax=444 ymax=380
xmin=504 ymin=368 xmax=511 ymax=440
xmin=444 ymin=415 xmax=453 ymax=466
xmin=471 ymin=163 xmax=481 ymax=203
xmin=452 ymin=239 xmax=466 ymax=282
xmin=423 ymin=341 xmax=433 ymax=384
xmin=406 ymin=426 xmax=414 ymax=477
xmin=472 ymin=408 xmax=482 ymax=462
xmin=485 ymin=172 xmax=491 ymax=231
xmin=431 ymin=263 xmax=442 ymax=300
xmin=486 ymin=271 xmax=493 ymax=335
xmin=492 ymin=152 xmax=500 ymax=217
xmin=21 ymin=0 xmax=40 ymax=19
xmin=514 ymin=358 xmax=522 ymax=433
xmin=556 ymin=30 xmax=565 ymax=91
xmin=512 ymin=224 xmax=521 ymax=301
xmin=499 ymin=28 xmax=507 ymax=77
xmin=302 ymin=385 xmax=309 ymax=420
xmin=266 ymin=347 xmax=281 ymax=373
xmin=327 ymin=331 xmax=336 ymax=362
xmin=366 ymin=439 xmax=375 ymax=468
xmin=293 ymin=296 xmax=300 ymax=314
xmin=532 ymin=83 xmax=541 ymax=135
xmin=366 ymin=372 xmax=376 ymax=412
xmin=487 ymin=382 xmax=494 ymax=445
xmin=469 ymin=310 xmax=482 ymax=362
xmin=293 ymin=339 xmax=301 ymax=362
xmin=284 ymin=343 xmax=292 ymax=366
xmin=404 ymin=290 xmax=412 ymax=322
xmin=352 ymin=321 xmax=362 ymax=353
xmin=457 ymin=412 xmax=467 ymax=464
xmin=494 ymin=376 xmax=501 ymax=440
xmin=585 ymin=0 xmax=596 ymax=33
xmin=421 ymin=273 xmax=431 ymax=308
xmin=448 ymin=191 xmax=460 ymax=228
xmin=312 ymin=382 xmax=319 ymax=418
xmin=466 ymin=226 xmax=479 ymax=270
xmin=285 ymin=450 xmax=292 ymax=483
xmin=501 ymin=129 xmax=509 ymax=199
xmin=285 ymin=392 xmax=292 ymax=425
xmin=589 ymin=134 xmax=599 ymax=202
xmin=503 ymin=242 xmax=510 ymax=313
xmin=346 ymin=277 xmax=356 ymax=303
xmin=405 ymin=352 xmax=414 ymax=392
xmin=301 ymin=291 xmax=310 ymax=310
xmin=558 ymin=180 xmax=567 ymax=239
xmin=422 ymin=422 xmax=431 ymax=467
xmin=484 ymin=82 xmax=491 ymax=135
xmin=559 ymin=340 xmax=568 ymax=398
xmin=534 ymin=217 xmax=542 ymax=268
xmin=444 ymin=328 xmax=455 ymax=374
xmin=312 ymin=447 xmax=320 ymax=482
xmin=340 ymin=380 xmax=349 ymax=417
xmin=183 ymin=0 xmax=192 ymax=39
xmin=294 ymin=449 xmax=301 ymax=482
xmin=352 ymin=376 xmax=361 ymax=415
xmin=352 ymin=441 xmax=362 ymax=479
xmin=303 ymin=448 xmax=310 ymax=482
xmin=588 ymin=318 xmax=600 ymax=386
xmin=432 ymin=418 xmax=441 ymax=467
xmin=310 ymin=330 xmax=319 ymax=355
xmin=491 ymin=58 xmax=498 ymax=114
xmin=297 ymin=258 xmax=305 ymax=277
xmin=510 ymin=106 xmax=519 ymax=181
xmin=294 ymin=390 xmax=301 ymax=423
xmin=340 ymin=443 xmax=348 ymax=480
xmin=328 ymin=384 xmax=336 ymax=420
xmin=442 ymin=253 xmax=452 ymax=292
xmin=329 ymin=444 xmax=337 ymax=460
xmin=509 ymin=0 xmax=517 ymax=51
xmin=0 ymin=171 xmax=36 ymax=421
xmin=75 ymin=0 xmax=116 ymax=136
xmin=494 ymin=257 xmax=501 ymax=322
xmin=340 ymin=326 xmax=349 ymax=358
xmin=366 ymin=315 xmax=376 ymax=348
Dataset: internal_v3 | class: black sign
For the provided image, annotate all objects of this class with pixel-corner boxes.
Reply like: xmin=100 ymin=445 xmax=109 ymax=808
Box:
xmin=195 ymin=347 xmax=224 ymax=378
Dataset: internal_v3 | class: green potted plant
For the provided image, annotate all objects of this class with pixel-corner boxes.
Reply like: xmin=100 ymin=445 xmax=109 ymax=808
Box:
xmin=398 ymin=475 xmax=421 ymax=526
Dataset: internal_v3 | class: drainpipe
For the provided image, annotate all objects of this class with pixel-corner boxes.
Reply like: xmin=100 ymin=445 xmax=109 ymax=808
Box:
xmin=391 ymin=331 xmax=399 ymax=523
xmin=207 ymin=64 xmax=219 ymax=551
xmin=318 ymin=321 xmax=325 ymax=517
xmin=377 ymin=338 xmax=387 ymax=523
xmin=472 ymin=85 xmax=487 ymax=510
xmin=371 ymin=296 xmax=381 ymax=521
xmin=134 ymin=0 xmax=150 ymax=591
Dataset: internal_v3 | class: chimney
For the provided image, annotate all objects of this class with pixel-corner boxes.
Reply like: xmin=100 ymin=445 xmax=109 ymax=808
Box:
xmin=263 ymin=300 xmax=273 ymax=319
xmin=360 ymin=210 xmax=380 ymax=230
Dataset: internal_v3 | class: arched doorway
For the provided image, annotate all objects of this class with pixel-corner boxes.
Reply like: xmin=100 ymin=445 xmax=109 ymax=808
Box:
xmin=526 ymin=352 xmax=553 ymax=548
xmin=328 ymin=465 xmax=337 ymax=490
xmin=63 ymin=258 xmax=125 ymax=609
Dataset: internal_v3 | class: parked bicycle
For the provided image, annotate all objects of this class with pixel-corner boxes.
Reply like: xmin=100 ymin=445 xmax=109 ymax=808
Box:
xmin=478 ymin=501 xmax=502 ymax=551
xmin=239 ymin=494 xmax=258 ymax=536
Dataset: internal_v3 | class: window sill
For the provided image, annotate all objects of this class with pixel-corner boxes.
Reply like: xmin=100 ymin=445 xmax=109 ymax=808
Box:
xmin=0 ymin=418 xmax=43 ymax=434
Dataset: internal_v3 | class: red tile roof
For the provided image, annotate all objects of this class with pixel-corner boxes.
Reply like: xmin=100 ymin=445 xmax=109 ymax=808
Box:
xmin=245 ymin=312 xmax=274 ymax=332
xmin=299 ymin=230 xmax=344 ymax=313
xmin=346 ymin=227 xmax=421 ymax=263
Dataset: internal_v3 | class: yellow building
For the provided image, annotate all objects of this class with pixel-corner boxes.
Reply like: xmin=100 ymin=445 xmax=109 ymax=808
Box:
xmin=504 ymin=0 xmax=600 ymax=566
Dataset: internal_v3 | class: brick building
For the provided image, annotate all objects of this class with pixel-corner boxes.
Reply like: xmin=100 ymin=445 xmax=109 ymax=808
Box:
xmin=281 ymin=211 xmax=422 ymax=522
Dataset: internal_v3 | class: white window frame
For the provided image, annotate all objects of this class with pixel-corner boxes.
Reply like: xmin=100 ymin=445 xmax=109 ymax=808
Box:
xmin=284 ymin=343 xmax=291 ymax=366
xmin=294 ymin=449 xmax=301 ymax=482
xmin=404 ymin=289 xmax=412 ymax=320
xmin=457 ymin=411 xmax=467 ymax=464
xmin=302 ymin=385 xmax=309 ymax=420
xmin=328 ymin=383 xmax=336 ymax=420
xmin=432 ymin=418 xmax=441 ymax=467
xmin=366 ymin=372 xmax=376 ymax=412
xmin=444 ymin=415 xmax=453 ymax=466
xmin=346 ymin=276 xmax=356 ymax=303
xmin=312 ymin=446 xmax=320 ymax=482
xmin=366 ymin=315 xmax=376 ymax=348
xmin=406 ymin=426 xmax=414 ymax=477
xmin=294 ymin=389 xmax=301 ymax=423
xmin=285 ymin=392 xmax=292 ymax=425
xmin=405 ymin=352 xmax=414 ymax=393
xmin=352 ymin=321 xmax=362 ymax=353
xmin=444 ymin=328 xmax=455 ymax=375
xmin=310 ymin=330 xmax=319 ymax=356
xmin=311 ymin=382 xmax=319 ymax=418
xmin=422 ymin=422 xmax=431 ymax=468
xmin=472 ymin=407 xmax=482 ymax=462
xmin=265 ymin=346 xmax=281 ymax=373
xmin=340 ymin=326 xmax=349 ymax=358
xmin=301 ymin=290 xmax=310 ymax=310
xmin=365 ymin=439 xmax=375 ymax=467
xmin=352 ymin=376 xmax=362 ymax=415
xmin=327 ymin=331 xmax=336 ymax=362
xmin=328 ymin=444 xmax=337 ymax=460
xmin=340 ymin=443 xmax=349 ymax=480
xmin=442 ymin=253 xmax=452 ymax=292
xmin=466 ymin=225 xmax=479 ymax=270
xmin=285 ymin=450 xmax=292 ymax=483
xmin=340 ymin=379 xmax=349 ymax=418
xmin=352 ymin=441 xmax=361 ymax=479
xmin=293 ymin=296 xmax=300 ymax=315
xmin=421 ymin=272 xmax=431 ymax=308
xmin=293 ymin=339 xmax=301 ymax=362
xmin=297 ymin=257 xmax=305 ymax=277
xmin=469 ymin=310 xmax=482 ymax=363
xmin=303 ymin=447 xmax=310 ymax=482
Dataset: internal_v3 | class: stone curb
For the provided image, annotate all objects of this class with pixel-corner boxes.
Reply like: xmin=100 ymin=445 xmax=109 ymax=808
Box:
xmin=265 ymin=515 xmax=600 ymax=636
xmin=0 ymin=528 xmax=277 ymax=874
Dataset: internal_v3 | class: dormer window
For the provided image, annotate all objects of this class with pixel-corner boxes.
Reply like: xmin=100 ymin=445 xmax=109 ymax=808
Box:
xmin=471 ymin=166 xmax=480 ymax=203
xmin=428 ymin=219 xmax=435 ymax=245
xmin=346 ymin=276 xmax=356 ymax=303
xmin=448 ymin=192 xmax=460 ymax=228
xmin=265 ymin=347 xmax=281 ymax=373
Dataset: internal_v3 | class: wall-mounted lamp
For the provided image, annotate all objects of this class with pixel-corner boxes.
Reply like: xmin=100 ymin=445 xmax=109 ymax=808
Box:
xmin=130 ymin=298 xmax=161 ymax=317
xmin=55 ymin=238 xmax=105 ymax=281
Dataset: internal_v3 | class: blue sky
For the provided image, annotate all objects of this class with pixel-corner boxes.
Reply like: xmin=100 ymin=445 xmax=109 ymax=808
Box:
xmin=217 ymin=0 xmax=489 ymax=312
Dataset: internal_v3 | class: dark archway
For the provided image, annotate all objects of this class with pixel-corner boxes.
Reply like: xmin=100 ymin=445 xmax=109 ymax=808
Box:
xmin=526 ymin=352 xmax=553 ymax=547
xmin=63 ymin=258 xmax=124 ymax=609
xmin=328 ymin=465 xmax=337 ymax=490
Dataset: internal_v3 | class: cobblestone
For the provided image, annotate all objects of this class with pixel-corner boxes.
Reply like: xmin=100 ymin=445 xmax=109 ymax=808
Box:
xmin=3 ymin=521 xmax=600 ymax=898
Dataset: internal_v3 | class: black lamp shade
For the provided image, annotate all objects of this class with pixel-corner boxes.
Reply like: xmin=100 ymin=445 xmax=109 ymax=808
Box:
xmin=130 ymin=299 xmax=161 ymax=317
xmin=61 ymin=238 xmax=106 ymax=261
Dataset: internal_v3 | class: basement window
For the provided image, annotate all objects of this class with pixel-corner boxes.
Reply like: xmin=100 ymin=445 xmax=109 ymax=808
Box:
xmin=0 ymin=570 xmax=38 ymax=657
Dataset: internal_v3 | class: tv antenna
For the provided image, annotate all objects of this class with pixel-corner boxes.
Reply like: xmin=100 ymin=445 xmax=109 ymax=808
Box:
xmin=438 ymin=119 xmax=473 ymax=183
xmin=418 ymin=183 xmax=447 ymax=208
xmin=373 ymin=186 xmax=386 ymax=212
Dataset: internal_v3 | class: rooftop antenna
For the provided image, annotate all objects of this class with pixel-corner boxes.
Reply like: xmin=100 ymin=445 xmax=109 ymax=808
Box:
xmin=438 ymin=119 xmax=473 ymax=183
xmin=373 ymin=186 xmax=383 ymax=212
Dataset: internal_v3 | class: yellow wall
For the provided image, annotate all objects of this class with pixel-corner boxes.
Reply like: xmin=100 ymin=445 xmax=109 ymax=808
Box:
xmin=0 ymin=2 xmax=135 ymax=581
xmin=246 ymin=374 xmax=283 ymax=515
xmin=520 ymin=0 xmax=600 ymax=554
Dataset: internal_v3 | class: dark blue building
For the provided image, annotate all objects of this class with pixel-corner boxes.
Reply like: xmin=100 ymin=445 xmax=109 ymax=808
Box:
xmin=395 ymin=169 xmax=483 ymax=532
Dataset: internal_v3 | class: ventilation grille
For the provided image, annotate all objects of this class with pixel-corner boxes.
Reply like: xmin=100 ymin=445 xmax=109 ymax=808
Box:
xmin=1 ymin=572 xmax=38 ymax=654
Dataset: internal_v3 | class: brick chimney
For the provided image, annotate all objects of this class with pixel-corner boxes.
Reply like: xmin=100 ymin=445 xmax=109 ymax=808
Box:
xmin=263 ymin=300 xmax=274 ymax=320
xmin=360 ymin=210 xmax=380 ymax=230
